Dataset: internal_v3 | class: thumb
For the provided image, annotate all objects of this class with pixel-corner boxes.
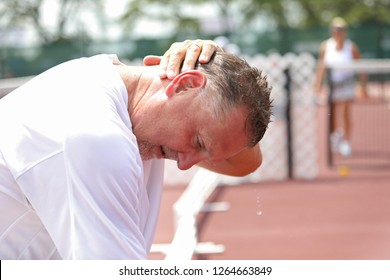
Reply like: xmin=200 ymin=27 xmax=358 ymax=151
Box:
xmin=143 ymin=55 xmax=162 ymax=66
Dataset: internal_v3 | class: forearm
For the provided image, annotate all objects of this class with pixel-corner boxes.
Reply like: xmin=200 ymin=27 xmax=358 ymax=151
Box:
xmin=315 ymin=63 xmax=325 ymax=91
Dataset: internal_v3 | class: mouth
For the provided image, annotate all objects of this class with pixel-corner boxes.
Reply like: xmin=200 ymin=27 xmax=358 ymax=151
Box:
xmin=160 ymin=146 xmax=166 ymax=158
xmin=160 ymin=146 xmax=178 ymax=161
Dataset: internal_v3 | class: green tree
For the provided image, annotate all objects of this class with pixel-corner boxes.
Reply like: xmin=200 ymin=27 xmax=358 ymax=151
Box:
xmin=294 ymin=0 xmax=390 ymax=27
xmin=120 ymin=0 xmax=203 ymax=37
xmin=0 ymin=0 xmax=105 ymax=45
xmin=119 ymin=0 xmax=390 ymax=35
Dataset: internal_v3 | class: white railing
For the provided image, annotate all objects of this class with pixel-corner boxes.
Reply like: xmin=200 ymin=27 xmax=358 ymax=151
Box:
xmin=151 ymin=168 xmax=228 ymax=260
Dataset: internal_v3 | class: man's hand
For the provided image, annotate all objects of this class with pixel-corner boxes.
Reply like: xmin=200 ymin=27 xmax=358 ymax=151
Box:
xmin=143 ymin=39 xmax=222 ymax=79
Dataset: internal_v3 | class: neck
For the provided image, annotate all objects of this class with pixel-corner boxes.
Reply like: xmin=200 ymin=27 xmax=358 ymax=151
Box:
xmin=115 ymin=64 xmax=159 ymax=117
xmin=115 ymin=64 xmax=170 ymax=132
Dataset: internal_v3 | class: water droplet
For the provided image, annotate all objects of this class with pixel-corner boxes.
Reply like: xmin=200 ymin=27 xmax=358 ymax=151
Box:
xmin=254 ymin=188 xmax=262 ymax=216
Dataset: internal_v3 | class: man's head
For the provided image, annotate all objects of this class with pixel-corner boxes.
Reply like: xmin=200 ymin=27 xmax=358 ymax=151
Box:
xmin=196 ymin=52 xmax=272 ymax=147
xmin=134 ymin=51 xmax=272 ymax=170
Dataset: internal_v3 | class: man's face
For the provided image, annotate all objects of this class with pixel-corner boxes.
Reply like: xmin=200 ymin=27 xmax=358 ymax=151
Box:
xmin=135 ymin=93 xmax=249 ymax=170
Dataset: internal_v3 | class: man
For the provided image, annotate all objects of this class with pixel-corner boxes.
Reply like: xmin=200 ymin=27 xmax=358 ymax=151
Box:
xmin=0 ymin=40 xmax=272 ymax=259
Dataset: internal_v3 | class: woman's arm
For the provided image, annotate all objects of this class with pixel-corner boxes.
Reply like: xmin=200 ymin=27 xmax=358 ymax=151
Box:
xmin=314 ymin=41 xmax=327 ymax=93
xmin=352 ymin=42 xmax=368 ymax=99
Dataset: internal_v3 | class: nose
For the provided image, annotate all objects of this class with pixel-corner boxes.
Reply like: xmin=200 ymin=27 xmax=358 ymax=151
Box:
xmin=177 ymin=152 xmax=205 ymax=170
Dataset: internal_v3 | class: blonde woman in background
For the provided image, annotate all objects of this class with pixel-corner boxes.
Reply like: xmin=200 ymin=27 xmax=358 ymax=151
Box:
xmin=315 ymin=17 xmax=367 ymax=157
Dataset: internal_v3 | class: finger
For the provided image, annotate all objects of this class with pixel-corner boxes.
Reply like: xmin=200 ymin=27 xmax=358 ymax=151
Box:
xmin=158 ymin=46 xmax=177 ymax=78
xmin=159 ymin=39 xmax=222 ymax=80
xmin=181 ymin=40 xmax=203 ymax=72
xmin=198 ymin=40 xmax=223 ymax=63
xmin=144 ymin=55 xmax=169 ymax=79
xmin=165 ymin=40 xmax=193 ymax=79
xmin=181 ymin=40 xmax=222 ymax=71
xmin=143 ymin=55 xmax=162 ymax=66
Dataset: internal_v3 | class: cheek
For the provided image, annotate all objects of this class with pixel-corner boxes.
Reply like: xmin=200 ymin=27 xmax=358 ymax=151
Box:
xmin=148 ymin=120 xmax=179 ymax=144
xmin=161 ymin=106 xmax=199 ymax=151
xmin=166 ymin=127 xmax=195 ymax=152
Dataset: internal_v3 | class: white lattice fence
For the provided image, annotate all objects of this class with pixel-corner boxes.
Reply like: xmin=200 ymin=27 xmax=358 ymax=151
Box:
xmin=289 ymin=53 xmax=318 ymax=179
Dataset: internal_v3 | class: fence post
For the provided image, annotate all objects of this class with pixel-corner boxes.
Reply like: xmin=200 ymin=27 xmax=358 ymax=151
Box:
xmin=284 ymin=66 xmax=293 ymax=179
xmin=326 ymin=67 xmax=334 ymax=167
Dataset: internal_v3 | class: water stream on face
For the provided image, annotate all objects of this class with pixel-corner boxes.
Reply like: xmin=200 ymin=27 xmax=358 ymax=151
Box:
xmin=255 ymin=189 xmax=262 ymax=216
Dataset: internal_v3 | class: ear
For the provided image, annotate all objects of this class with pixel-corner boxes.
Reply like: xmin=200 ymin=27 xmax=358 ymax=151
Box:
xmin=165 ymin=70 xmax=207 ymax=98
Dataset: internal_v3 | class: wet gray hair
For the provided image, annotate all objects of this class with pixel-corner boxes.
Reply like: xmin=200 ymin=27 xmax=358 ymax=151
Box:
xmin=197 ymin=52 xmax=272 ymax=147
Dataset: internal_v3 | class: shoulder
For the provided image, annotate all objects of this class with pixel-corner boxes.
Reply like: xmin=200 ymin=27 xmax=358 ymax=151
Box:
xmin=348 ymin=39 xmax=358 ymax=49
xmin=344 ymin=38 xmax=356 ymax=49
xmin=325 ymin=38 xmax=334 ymax=45
xmin=321 ymin=39 xmax=330 ymax=47
xmin=343 ymin=38 xmax=359 ymax=56
xmin=350 ymin=41 xmax=361 ymax=59
xmin=63 ymin=126 xmax=142 ymax=176
xmin=321 ymin=38 xmax=333 ymax=51
xmin=318 ymin=40 xmax=329 ymax=57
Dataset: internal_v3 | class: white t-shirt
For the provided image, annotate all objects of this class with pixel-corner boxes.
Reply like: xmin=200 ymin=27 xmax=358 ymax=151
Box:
xmin=0 ymin=54 xmax=164 ymax=259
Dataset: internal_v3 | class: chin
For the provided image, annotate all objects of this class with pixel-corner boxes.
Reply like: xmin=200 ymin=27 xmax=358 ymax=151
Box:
xmin=139 ymin=145 xmax=163 ymax=161
xmin=139 ymin=148 xmax=154 ymax=161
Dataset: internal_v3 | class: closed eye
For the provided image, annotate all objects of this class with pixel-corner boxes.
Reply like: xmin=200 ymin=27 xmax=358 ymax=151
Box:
xmin=196 ymin=135 xmax=204 ymax=151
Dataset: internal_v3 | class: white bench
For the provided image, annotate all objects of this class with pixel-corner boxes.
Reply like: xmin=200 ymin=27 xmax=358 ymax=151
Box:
xmin=151 ymin=168 xmax=228 ymax=260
